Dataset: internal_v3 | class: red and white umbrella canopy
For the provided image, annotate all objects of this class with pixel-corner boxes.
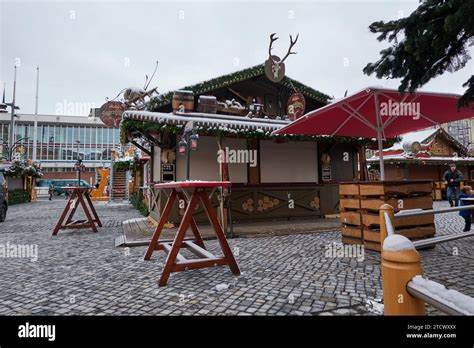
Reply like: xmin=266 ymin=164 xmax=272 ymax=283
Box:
xmin=273 ymin=87 xmax=474 ymax=179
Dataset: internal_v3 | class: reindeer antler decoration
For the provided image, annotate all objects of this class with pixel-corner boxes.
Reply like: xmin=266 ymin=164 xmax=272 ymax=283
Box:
xmin=280 ymin=34 xmax=299 ymax=62
xmin=265 ymin=33 xmax=299 ymax=82
xmin=268 ymin=33 xmax=279 ymax=64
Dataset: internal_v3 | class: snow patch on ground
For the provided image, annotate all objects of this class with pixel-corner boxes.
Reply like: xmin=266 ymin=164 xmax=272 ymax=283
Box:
xmin=365 ymin=299 xmax=384 ymax=315
xmin=215 ymin=284 xmax=229 ymax=292
xmin=122 ymin=217 xmax=147 ymax=224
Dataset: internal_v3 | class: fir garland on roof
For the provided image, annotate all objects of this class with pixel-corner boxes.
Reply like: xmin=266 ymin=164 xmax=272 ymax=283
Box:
xmin=146 ymin=64 xmax=330 ymax=111
xmin=120 ymin=117 xmax=400 ymax=147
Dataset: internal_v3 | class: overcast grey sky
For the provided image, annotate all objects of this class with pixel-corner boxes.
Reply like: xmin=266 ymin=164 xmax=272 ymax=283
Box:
xmin=1 ymin=0 xmax=473 ymax=115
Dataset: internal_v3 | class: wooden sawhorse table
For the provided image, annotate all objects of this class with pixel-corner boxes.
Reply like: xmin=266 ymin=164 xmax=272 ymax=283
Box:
xmin=53 ymin=187 xmax=102 ymax=235
xmin=144 ymin=181 xmax=240 ymax=286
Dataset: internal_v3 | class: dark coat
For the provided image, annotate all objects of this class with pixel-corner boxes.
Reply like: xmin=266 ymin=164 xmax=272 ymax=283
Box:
xmin=444 ymin=169 xmax=463 ymax=187
xmin=459 ymin=193 xmax=474 ymax=217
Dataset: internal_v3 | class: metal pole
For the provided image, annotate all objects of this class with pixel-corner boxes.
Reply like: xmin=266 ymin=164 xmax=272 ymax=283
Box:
xmin=374 ymin=92 xmax=385 ymax=181
xmin=407 ymin=279 xmax=474 ymax=315
xmin=76 ymin=141 xmax=80 ymax=187
xmin=377 ymin=129 xmax=385 ymax=180
xmin=8 ymin=66 xmax=17 ymax=161
xmin=33 ymin=66 xmax=39 ymax=161
xmin=186 ymin=132 xmax=190 ymax=181
xmin=394 ymin=203 xmax=474 ymax=218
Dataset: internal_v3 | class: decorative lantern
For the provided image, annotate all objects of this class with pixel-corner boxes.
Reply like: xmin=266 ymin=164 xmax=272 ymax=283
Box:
xmin=189 ymin=133 xmax=199 ymax=151
xmin=178 ymin=138 xmax=188 ymax=155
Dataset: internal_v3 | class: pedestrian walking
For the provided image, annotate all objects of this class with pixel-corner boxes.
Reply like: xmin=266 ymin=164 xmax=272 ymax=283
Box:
xmin=443 ymin=163 xmax=463 ymax=207
xmin=48 ymin=184 xmax=54 ymax=201
xmin=459 ymin=186 xmax=474 ymax=232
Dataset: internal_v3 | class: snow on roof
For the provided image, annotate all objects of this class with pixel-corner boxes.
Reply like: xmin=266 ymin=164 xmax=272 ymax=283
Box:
xmin=123 ymin=110 xmax=289 ymax=132
xmin=383 ymin=234 xmax=415 ymax=251
xmin=367 ymin=155 xmax=474 ymax=163
xmin=368 ymin=126 xmax=471 ymax=162
xmin=384 ymin=127 xmax=438 ymax=152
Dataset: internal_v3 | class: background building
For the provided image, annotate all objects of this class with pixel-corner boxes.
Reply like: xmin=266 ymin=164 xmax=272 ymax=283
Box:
xmin=443 ymin=119 xmax=473 ymax=152
xmin=0 ymin=112 xmax=121 ymax=184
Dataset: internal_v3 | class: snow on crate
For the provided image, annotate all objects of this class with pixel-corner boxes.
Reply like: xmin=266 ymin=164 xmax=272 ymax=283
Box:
xmin=383 ymin=234 xmax=415 ymax=251
xmin=411 ymin=275 xmax=474 ymax=315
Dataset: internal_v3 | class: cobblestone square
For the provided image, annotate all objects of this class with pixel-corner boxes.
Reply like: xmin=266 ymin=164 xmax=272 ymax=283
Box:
xmin=0 ymin=199 xmax=473 ymax=315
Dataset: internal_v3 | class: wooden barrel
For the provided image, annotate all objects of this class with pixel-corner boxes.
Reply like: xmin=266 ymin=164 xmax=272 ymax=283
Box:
xmin=197 ymin=95 xmax=217 ymax=114
xmin=172 ymin=90 xmax=194 ymax=113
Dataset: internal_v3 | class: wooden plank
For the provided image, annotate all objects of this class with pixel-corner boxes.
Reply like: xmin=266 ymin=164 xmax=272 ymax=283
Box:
xmin=363 ymin=229 xmax=381 ymax=243
xmin=149 ymin=211 xmax=161 ymax=224
xmin=341 ymin=226 xmax=362 ymax=238
xmin=183 ymin=241 xmax=215 ymax=259
xmin=339 ymin=183 xmax=359 ymax=196
xmin=161 ymin=242 xmax=187 ymax=263
xmin=363 ymin=226 xmax=435 ymax=243
xmin=122 ymin=221 xmax=133 ymax=239
xmin=360 ymin=195 xmax=433 ymax=212
xmin=340 ymin=198 xmax=361 ymax=210
xmin=364 ymin=240 xmax=381 ymax=252
xmin=359 ymin=182 xmax=432 ymax=196
xmin=342 ymin=236 xmax=363 ymax=245
xmin=361 ymin=211 xmax=434 ymax=228
xmin=172 ymin=257 xmax=228 ymax=272
xmin=340 ymin=211 xmax=361 ymax=226
xmin=136 ymin=218 xmax=153 ymax=237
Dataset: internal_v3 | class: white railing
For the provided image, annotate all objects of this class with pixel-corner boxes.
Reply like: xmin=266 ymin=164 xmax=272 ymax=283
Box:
xmin=381 ymin=203 xmax=474 ymax=315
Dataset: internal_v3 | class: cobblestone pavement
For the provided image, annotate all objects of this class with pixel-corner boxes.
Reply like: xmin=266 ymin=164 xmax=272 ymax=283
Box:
xmin=0 ymin=199 xmax=473 ymax=316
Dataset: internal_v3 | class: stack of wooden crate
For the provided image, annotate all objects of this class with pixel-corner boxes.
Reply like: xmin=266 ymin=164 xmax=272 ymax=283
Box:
xmin=340 ymin=181 xmax=435 ymax=251
xmin=432 ymin=181 xmax=445 ymax=200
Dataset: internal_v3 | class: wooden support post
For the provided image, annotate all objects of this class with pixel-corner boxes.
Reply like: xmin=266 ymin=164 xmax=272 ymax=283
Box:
xmin=381 ymin=234 xmax=425 ymax=315
xmin=379 ymin=203 xmax=394 ymax=244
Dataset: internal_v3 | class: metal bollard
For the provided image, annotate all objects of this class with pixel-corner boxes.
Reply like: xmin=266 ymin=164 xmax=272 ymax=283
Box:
xmin=381 ymin=234 xmax=425 ymax=315
xmin=379 ymin=203 xmax=394 ymax=245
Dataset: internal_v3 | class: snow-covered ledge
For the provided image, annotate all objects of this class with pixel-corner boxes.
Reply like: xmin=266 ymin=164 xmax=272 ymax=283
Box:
xmin=407 ymin=275 xmax=474 ymax=315
xmin=123 ymin=110 xmax=290 ymax=133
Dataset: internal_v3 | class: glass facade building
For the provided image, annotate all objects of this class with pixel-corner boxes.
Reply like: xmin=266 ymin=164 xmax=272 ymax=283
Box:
xmin=0 ymin=113 xmax=121 ymax=177
xmin=0 ymin=123 xmax=119 ymax=161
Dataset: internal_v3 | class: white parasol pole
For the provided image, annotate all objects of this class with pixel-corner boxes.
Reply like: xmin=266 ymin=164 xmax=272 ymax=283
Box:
xmin=377 ymin=129 xmax=385 ymax=180
xmin=374 ymin=92 xmax=385 ymax=180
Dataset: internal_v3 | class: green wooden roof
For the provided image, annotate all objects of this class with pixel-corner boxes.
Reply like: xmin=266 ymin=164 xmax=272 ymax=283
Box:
xmin=146 ymin=64 xmax=330 ymax=111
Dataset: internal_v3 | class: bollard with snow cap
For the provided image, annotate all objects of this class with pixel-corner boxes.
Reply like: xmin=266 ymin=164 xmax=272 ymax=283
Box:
xmin=382 ymin=234 xmax=424 ymax=315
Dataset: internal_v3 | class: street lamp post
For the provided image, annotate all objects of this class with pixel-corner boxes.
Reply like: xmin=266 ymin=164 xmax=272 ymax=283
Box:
xmin=74 ymin=140 xmax=85 ymax=187
xmin=3 ymin=66 xmax=21 ymax=161
xmin=0 ymin=137 xmax=29 ymax=161
xmin=178 ymin=121 xmax=199 ymax=181
xmin=8 ymin=66 xmax=17 ymax=161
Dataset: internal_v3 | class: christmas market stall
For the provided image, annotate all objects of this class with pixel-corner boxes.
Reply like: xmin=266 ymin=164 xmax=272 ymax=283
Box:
xmin=273 ymin=87 xmax=474 ymax=251
xmin=367 ymin=127 xmax=474 ymax=199
xmin=0 ymin=159 xmax=43 ymax=204
xmin=120 ymin=63 xmax=368 ymax=227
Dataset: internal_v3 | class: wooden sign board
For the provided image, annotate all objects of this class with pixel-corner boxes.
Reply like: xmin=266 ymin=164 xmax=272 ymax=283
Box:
xmin=287 ymin=92 xmax=305 ymax=121
xmin=98 ymin=101 xmax=127 ymax=128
